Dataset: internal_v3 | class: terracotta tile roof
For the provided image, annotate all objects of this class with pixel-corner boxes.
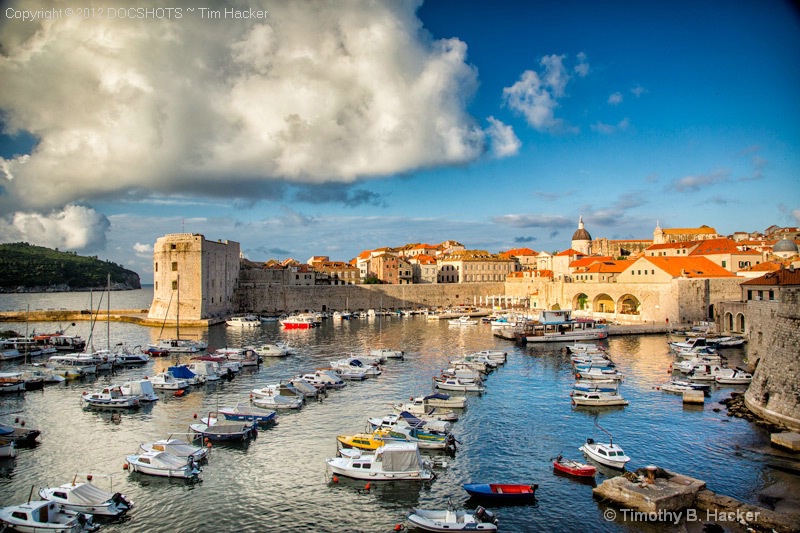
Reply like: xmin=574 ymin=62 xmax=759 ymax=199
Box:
xmin=583 ymin=260 xmax=633 ymax=274
xmin=743 ymin=261 xmax=785 ymax=272
xmin=662 ymin=225 xmax=717 ymax=235
xmin=689 ymin=238 xmax=743 ymax=255
xmin=741 ymin=267 xmax=800 ymax=286
xmin=502 ymin=247 xmax=538 ymax=257
xmin=569 ymin=256 xmax=614 ymax=268
xmin=555 ymin=249 xmax=583 ymax=257
xmin=641 ymin=256 xmax=737 ymax=278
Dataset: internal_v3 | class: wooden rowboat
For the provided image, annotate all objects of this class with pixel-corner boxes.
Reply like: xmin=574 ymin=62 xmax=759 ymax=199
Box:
xmin=462 ymin=482 xmax=537 ymax=503
xmin=553 ymin=455 xmax=597 ymax=478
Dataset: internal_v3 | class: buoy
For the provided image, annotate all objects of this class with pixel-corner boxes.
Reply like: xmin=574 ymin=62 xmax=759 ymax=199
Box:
xmin=193 ymin=413 xmax=198 ymax=419
xmin=14 ymin=417 xmax=19 ymax=423
xmin=123 ymin=463 xmax=129 ymax=470
xmin=206 ymin=442 xmax=212 ymax=449
xmin=204 ymin=437 xmax=210 ymax=444
xmin=20 ymin=420 xmax=25 ymax=427
xmin=364 ymin=482 xmax=371 ymax=490
xmin=332 ymin=475 xmax=338 ymax=483
xmin=86 ymin=474 xmax=93 ymax=481
xmin=394 ymin=524 xmax=403 ymax=531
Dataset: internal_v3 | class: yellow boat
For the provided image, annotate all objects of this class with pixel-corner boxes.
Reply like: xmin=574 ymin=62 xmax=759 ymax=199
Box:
xmin=336 ymin=430 xmax=402 ymax=450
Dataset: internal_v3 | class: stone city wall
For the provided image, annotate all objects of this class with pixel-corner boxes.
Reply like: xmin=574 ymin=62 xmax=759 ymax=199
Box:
xmin=744 ymin=288 xmax=800 ymax=431
xmin=234 ymin=271 xmax=506 ymax=313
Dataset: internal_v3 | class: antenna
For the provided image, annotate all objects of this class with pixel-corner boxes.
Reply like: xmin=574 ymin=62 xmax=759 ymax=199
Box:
xmin=593 ymin=417 xmax=614 ymax=446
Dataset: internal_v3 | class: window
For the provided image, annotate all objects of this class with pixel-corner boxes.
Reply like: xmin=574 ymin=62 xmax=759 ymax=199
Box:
xmin=171 ymin=262 xmax=177 ymax=271
xmin=722 ymin=260 xmax=727 ymax=268
xmin=172 ymin=281 xmax=177 ymax=290
xmin=155 ymin=263 xmax=158 ymax=272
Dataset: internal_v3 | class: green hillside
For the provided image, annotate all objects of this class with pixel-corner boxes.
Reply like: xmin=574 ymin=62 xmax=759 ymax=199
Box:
xmin=0 ymin=242 xmax=141 ymax=291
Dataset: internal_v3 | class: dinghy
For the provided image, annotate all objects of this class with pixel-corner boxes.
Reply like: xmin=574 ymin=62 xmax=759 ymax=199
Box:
xmin=407 ymin=504 xmax=497 ymax=532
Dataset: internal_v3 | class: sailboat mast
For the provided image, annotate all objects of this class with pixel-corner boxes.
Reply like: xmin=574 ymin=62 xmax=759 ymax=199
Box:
xmin=176 ymin=274 xmax=180 ymax=341
xmin=107 ymin=273 xmax=111 ymax=351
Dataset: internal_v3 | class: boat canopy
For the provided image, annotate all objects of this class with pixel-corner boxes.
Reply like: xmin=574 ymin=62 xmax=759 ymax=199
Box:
xmin=62 ymin=483 xmax=111 ymax=504
xmin=423 ymin=393 xmax=450 ymax=401
xmin=379 ymin=443 xmax=423 ymax=472
xmin=168 ymin=366 xmax=197 ymax=380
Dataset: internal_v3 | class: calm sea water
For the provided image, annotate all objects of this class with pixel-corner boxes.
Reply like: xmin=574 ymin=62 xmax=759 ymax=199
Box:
xmin=0 ymin=290 xmax=794 ymax=532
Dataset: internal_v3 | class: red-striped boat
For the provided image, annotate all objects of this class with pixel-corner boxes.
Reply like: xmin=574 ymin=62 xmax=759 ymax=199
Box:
xmin=462 ymin=483 xmax=537 ymax=504
xmin=553 ymin=455 xmax=597 ymax=478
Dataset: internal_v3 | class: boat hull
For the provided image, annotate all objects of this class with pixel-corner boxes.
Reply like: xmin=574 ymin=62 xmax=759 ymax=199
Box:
xmin=462 ymin=483 xmax=537 ymax=504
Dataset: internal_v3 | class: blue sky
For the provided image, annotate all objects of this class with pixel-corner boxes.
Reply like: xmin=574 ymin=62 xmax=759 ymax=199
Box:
xmin=0 ymin=0 xmax=798 ymax=280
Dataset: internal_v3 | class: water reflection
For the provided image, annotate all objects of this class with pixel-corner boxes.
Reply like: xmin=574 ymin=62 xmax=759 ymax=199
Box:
xmin=0 ymin=309 xmax=795 ymax=532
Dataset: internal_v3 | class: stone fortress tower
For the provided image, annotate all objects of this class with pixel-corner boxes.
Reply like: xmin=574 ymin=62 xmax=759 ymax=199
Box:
xmin=571 ymin=215 xmax=592 ymax=255
xmin=147 ymin=233 xmax=240 ymax=322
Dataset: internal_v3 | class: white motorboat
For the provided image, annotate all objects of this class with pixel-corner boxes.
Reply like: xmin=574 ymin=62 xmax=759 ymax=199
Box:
xmin=422 ymin=393 xmax=467 ymax=409
xmin=120 ymin=379 xmax=159 ymax=402
xmin=214 ymin=348 xmax=260 ymax=367
xmin=330 ymin=357 xmax=381 ymax=377
xmin=149 ymin=338 xmax=208 ymax=354
xmin=0 ymin=499 xmax=99 ymax=532
xmin=287 ymin=378 xmax=324 ymax=398
xmin=469 ymin=349 xmax=507 ymax=363
xmin=675 ymin=355 xmax=725 ymax=374
xmin=393 ymin=398 xmax=459 ymax=422
xmin=326 ymin=442 xmax=434 ymax=481
xmin=370 ymin=347 xmax=404 ymax=360
xmin=298 ymin=370 xmax=346 ymax=390
xmin=369 ymin=413 xmax=453 ymax=435
xmin=519 ymin=309 xmax=608 ymax=343
xmin=226 ymin=315 xmax=261 ymax=327
xmin=81 ymin=385 xmax=140 ymax=409
xmin=579 ymin=438 xmax=631 ymax=469
xmin=434 ymin=376 xmax=485 ymax=393
xmin=571 ymin=391 xmax=628 ymax=407
xmin=407 ymin=505 xmax=498 ymax=532
xmin=185 ymin=361 xmax=221 ymax=382
xmin=252 ymin=383 xmax=304 ymax=402
xmin=714 ymin=368 xmax=753 ymax=385
xmin=687 ymin=364 xmax=726 ymax=382
xmin=448 ymin=316 xmax=478 ymax=326
xmin=39 ymin=480 xmax=133 ymax=517
xmin=565 ymin=342 xmax=607 ymax=355
xmin=139 ymin=438 xmax=209 ymax=461
xmin=125 ymin=450 xmax=201 ymax=478
xmin=148 ymin=371 xmax=191 ymax=390
xmin=0 ymin=372 xmax=26 ymax=393
xmin=659 ymin=379 xmax=710 ymax=395
xmin=252 ymin=393 xmax=303 ymax=410
xmin=253 ymin=343 xmax=290 ymax=357
xmin=575 ymin=367 xmax=623 ymax=381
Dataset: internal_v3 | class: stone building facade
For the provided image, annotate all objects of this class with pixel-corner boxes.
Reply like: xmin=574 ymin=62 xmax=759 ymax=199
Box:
xmin=148 ymin=233 xmax=240 ymax=321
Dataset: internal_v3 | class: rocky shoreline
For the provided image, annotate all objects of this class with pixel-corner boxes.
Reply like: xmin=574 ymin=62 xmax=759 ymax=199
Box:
xmin=0 ymin=282 xmax=140 ymax=293
xmin=721 ymin=392 xmax=788 ymax=432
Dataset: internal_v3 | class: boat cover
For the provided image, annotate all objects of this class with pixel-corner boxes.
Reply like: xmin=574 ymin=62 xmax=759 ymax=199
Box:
xmin=63 ymin=483 xmax=112 ymax=504
xmin=423 ymin=393 xmax=451 ymax=401
xmin=380 ymin=443 xmax=422 ymax=472
xmin=168 ymin=366 xmax=197 ymax=379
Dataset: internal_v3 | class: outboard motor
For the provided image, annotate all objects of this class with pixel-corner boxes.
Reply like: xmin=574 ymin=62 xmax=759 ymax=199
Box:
xmin=475 ymin=506 xmax=498 ymax=525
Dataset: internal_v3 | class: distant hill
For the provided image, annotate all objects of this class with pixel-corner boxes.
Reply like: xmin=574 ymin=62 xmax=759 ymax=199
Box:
xmin=0 ymin=242 xmax=141 ymax=292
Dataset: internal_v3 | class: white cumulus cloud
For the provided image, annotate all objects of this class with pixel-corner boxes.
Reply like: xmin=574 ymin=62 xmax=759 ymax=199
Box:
xmin=0 ymin=0 xmax=485 ymax=215
xmin=485 ymin=117 xmax=521 ymax=158
xmin=608 ymin=92 xmax=623 ymax=105
xmin=0 ymin=205 xmax=109 ymax=251
xmin=503 ymin=54 xmax=581 ymax=133
xmin=133 ymin=242 xmax=153 ymax=256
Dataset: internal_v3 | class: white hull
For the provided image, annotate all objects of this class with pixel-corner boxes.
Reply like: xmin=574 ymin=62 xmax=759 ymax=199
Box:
xmin=526 ymin=330 xmax=608 ymax=342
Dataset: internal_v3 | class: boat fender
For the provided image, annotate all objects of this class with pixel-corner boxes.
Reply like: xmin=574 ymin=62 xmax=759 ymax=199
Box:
xmin=586 ymin=438 xmax=594 ymax=444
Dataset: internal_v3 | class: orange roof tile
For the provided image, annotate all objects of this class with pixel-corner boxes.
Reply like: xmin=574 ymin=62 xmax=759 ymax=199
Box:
xmin=741 ymin=267 xmax=800 ymax=286
xmin=662 ymin=226 xmax=717 ymax=235
xmin=555 ymin=249 xmax=583 ymax=257
xmin=583 ymin=261 xmax=633 ymax=274
xmin=689 ymin=238 xmax=743 ymax=255
xmin=646 ymin=241 xmax=697 ymax=251
xmin=642 ymin=256 xmax=736 ymax=278
xmin=569 ymin=256 xmax=614 ymax=268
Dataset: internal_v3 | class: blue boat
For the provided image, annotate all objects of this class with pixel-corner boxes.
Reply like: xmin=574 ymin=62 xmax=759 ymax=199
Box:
xmin=463 ymin=483 xmax=538 ymax=504
xmin=189 ymin=414 xmax=258 ymax=442
xmin=217 ymin=402 xmax=278 ymax=426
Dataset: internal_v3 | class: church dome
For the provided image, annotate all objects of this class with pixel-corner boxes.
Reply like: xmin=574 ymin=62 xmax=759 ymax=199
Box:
xmin=773 ymin=237 xmax=798 ymax=253
xmin=572 ymin=216 xmax=592 ymax=241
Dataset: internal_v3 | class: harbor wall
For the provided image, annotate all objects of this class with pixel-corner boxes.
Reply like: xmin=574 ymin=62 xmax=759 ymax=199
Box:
xmin=744 ymin=288 xmax=800 ymax=431
xmin=234 ymin=271 xmax=507 ymax=313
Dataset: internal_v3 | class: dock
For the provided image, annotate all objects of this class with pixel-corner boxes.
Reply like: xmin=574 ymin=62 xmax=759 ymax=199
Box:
xmin=0 ymin=308 xmax=223 ymax=327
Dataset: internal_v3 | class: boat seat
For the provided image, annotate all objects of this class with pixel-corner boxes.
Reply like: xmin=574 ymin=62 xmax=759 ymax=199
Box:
xmin=496 ymin=487 xmax=503 ymax=493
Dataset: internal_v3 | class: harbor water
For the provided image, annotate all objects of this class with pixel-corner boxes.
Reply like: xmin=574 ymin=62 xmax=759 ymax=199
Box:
xmin=0 ymin=290 xmax=796 ymax=532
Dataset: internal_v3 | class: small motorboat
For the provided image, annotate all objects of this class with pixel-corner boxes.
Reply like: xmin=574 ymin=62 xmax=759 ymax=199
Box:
xmin=81 ymin=385 xmax=140 ymax=409
xmin=0 ymin=440 xmax=14 ymax=458
xmin=0 ymin=423 xmax=41 ymax=448
xmin=579 ymin=438 xmax=630 ymax=470
xmin=0 ymin=499 xmax=99 ymax=532
xmin=462 ymin=482 xmax=538 ymax=504
xmin=189 ymin=415 xmax=258 ymax=442
xmin=571 ymin=391 xmax=629 ymax=407
xmin=407 ymin=504 xmax=497 ymax=532
xmin=125 ymin=450 xmax=201 ymax=478
xmin=326 ymin=442 xmax=434 ymax=481
xmin=370 ymin=347 xmax=404 ymax=360
xmin=218 ymin=402 xmax=278 ymax=426
xmin=433 ymin=376 xmax=485 ymax=393
xmin=714 ymin=368 xmax=753 ymax=385
xmin=139 ymin=438 xmax=209 ymax=461
xmin=39 ymin=479 xmax=133 ymax=517
xmin=553 ymin=455 xmax=597 ymax=478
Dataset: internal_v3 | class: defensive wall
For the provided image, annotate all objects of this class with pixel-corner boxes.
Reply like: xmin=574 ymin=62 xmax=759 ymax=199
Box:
xmin=234 ymin=270 xmax=743 ymax=324
xmin=744 ymin=288 xmax=800 ymax=431
xmin=234 ymin=271 xmax=506 ymax=313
